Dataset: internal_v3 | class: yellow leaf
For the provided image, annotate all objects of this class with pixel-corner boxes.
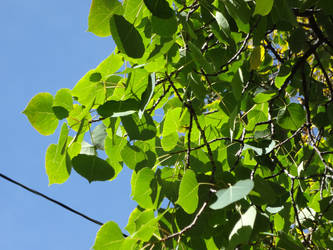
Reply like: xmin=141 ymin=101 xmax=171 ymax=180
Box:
xmin=250 ymin=45 xmax=265 ymax=70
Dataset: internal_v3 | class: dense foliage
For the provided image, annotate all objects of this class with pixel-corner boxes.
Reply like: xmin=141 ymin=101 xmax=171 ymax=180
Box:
xmin=23 ymin=0 xmax=333 ymax=248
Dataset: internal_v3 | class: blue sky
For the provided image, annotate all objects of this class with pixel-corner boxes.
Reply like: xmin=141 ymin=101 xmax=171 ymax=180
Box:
xmin=0 ymin=1 xmax=136 ymax=249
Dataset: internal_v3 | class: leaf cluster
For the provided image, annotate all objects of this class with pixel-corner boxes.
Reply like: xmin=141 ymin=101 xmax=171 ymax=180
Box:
xmin=23 ymin=0 xmax=333 ymax=248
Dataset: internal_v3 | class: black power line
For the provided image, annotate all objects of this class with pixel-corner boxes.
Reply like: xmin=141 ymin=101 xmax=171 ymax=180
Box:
xmin=0 ymin=172 xmax=103 ymax=226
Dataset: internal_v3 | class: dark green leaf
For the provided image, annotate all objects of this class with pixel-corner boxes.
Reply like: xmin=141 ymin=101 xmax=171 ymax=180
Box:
xmin=97 ymin=99 xmax=140 ymax=118
xmin=143 ymin=0 xmax=173 ymax=19
xmin=121 ymin=113 xmax=156 ymax=141
xmin=72 ymin=154 xmax=115 ymax=183
xmin=110 ymin=14 xmax=145 ymax=58
xmin=277 ymin=103 xmax=306 ymax=130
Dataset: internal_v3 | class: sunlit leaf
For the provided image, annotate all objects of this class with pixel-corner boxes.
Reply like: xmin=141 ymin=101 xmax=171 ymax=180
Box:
xmin=176 ymin=170 xmax=199 ymax=214
xmin=88 ymin=0 xmax=123 ymax=37
xmin=93 ymin=221 xmax=124 ymax=250
xmin=23 ymin=93 xmax=59 ymax=136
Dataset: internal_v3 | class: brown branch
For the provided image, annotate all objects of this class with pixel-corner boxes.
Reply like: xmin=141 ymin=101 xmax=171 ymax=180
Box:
xmin=161 ymin=202 xmax=208 ymax=242
xmin=290 ymin=179 xmax=309 ymax=245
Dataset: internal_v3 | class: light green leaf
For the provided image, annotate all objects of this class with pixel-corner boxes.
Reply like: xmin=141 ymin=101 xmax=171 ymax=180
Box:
xmin=143 ymin=0 xmax=173 ymax=19
xmin=210 ymin=179 xmax=254 ymax=210
xmin=253 ymin=0 xmax=274 ymax=16
xmin=123 ymin=0 xmax=147 ymax=24
xmin=105 ymin=135 xmax=127 ymax=162
xmin=23 ymin=92 xmax=59 ymax=136
xmin=229 ymin=206 xmax=257 ymax=248
xmin=72 ymin=154 xmax=115 ymax=183
xmin=131 ymin=209 xmax=159 ymax=241
xmin=121 ymin=144 xmax=146 ymax=170
xmin=277 ymin=103 xmax=306 ymax=130
xmin=52 ymin=88 xmax=73 ymax=120
xmin=110 ymin=14 xmax=145 ymax=58
xmin=45 ymin=123 xmax=71 ymax=185
xmin=132 ymin=167 xmax=155 ymax=209
xmin=161 ymin=107 xmax=181 ymax=151
xmin=176 ymin=169 xmax=199 ymax=214
xmin=93 ymin=221 xmax=124 ymax=250
xmin=253 ymin=89 xmax=277 ymax=103
xmin=72 ymin=53 xmax=123 ymax=106
xmin=88 ymin=0 xmax=123 ymax=37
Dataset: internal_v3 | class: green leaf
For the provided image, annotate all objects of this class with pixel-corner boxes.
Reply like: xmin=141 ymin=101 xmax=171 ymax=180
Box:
xmin=88 ymin=0 xmax=123 ymax=37
xmin=253 ymin=0 xmax=274 ymax=16
xmin=277 ymin=103 xmax=306 ymax=130
xmin=231 ymin=68 xmax=243 ymax=101
xmin=214 ymin=11 xmax=231 ymax=37
xmin=45 ymin=123 xmax=71 ymax=185
xmin=210 ymin=179 xmax=254 ymax=210
xmin=176 ymin=169 xmax=199 ymax=214
xmin=161 ymin=107 xmax=182 ymax=151
xmin=277 ymin=231 xmax=304 ymax=250
xmin=105 ymin=135 xmax=127 ymax=162
xmin=132 ymin=167 xmax=155 ymax=209
xmin=123 ymin=0 xmax=147 ymax=23
xmin=139 ymin=73 xmax=155 ymax=118
xmin=121 ymin=144 xmax=146 ymax=170
xmin=97 ymin=99 xmax=140 ymax=118
xmin=110 ymin=14 xmax=145 ymax=58
xmin=93 ymin=221 xmax=124 ymax=250
xmin=229 ymin=206 xmax=257 ymax=248
xmin=121 ymin=113 xmax=156 ymax=141
xmin=72 ymin=53 xmax=123 ymax=106
xmin=250 ymin=45 xmax=265 ymax=70
xmin=253 ymin=89 xmax=277 ymax=103
xmin=23 ymin=92 xmax=59 ymax=136
xmin=151 ymin=16 xmax=178 ymax=37
xmin=319 ymin=196 xmax=333 ymax=220
xmin=72 ymin=154 xmax=115 ymax=183
xmin=52 ymin=88 xmax=73 ymax=120
xmin=143 ymin=0 xmax=173 ymax=19
xmin=243 ymin=140 xmax=276 ymax=156
xmin=131 ymin=209 xmax=159 ymax=241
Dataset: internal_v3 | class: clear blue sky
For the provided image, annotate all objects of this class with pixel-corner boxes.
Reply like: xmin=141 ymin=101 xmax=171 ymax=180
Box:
xmin=0 ymin=1 xmax=136 ymax=249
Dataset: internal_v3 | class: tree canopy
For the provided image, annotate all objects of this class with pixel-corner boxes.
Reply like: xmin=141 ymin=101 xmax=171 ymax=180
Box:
xmin=24 ymin=0 xmax=333 ymax=248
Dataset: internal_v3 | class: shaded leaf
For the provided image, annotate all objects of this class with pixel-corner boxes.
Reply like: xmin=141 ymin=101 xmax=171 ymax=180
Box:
xmin=210 ymin=179 xmax=254 ymax=210
xmin=110 ymin=14 xmax=145 ymax=58
xmin=277 ymin=103 xmax=305 ymax=130
xmin=72 ymin=154 xmax=115 ymax=183
xmin=97 ymin=99 xmax=140 ymax=118
xmin=143 ymin=0 xmax=173 ymax=19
